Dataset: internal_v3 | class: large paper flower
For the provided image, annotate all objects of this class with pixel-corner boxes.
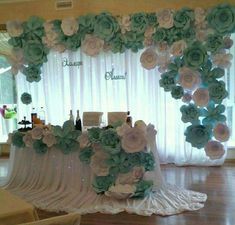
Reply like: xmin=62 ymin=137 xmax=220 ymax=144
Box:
xmin=42 ymin=131 xmax=56 ymax=147
xmin=207 ymin=4 xmax=235 ymax=35
xmin=130 ymin=12 xmax=148 ymax=33
xmin=23 ymin=65 xmax=41 ymax=83
xmin=94 ymin=12 xmax=119 ymax=41
xmin=117 ymin=15 xmax=131 ymax=34
xmin=6 ymin=20 xmax=23 ymax=37
xmin=159 ymin=71 xmax=176 ymax=92
xmin=23 ymin=132 xmax=34 ymax=148
xmin=170 ymin=40 xmax=187 ymax=57
xmin=171 ymin=86 xmax=184 ymax=99
xmin=213 ymin=123 xmax=230 ymax=142
xmin=157 ymin=9 xmax=174 ymax=29
xmin=100 ymin=129 xmax=120 ymax=154
xmin=208 ymin=81 xmax=228 ymax=104
xmin=178 ymin=67 xmax=201 ymax=91
xmin=12 ymin=132 xmax=25 ymax=148
xmin=31 ymin=127 xmax=43 ymax=140
xmin=192 ymin=88 xmax=210 ymax=107
xmin=121 ymin=127 xmax=147 ymax=153
xmin=61 ymin=18 xmax=79 ymax=36
xmin=180 ymin=104 xmax=200 ymax=124
xmin=140 ymin=48 xmax=158 ymax=70
xmin=153 ymin=28 xmax=166 ymax=42
xmin=185 ymin=124 xmax=212 ymax=149
xmin=205 ymin=141 xmax=225 ymax=160
xmin=78 ymin=132 xmax=90 ymax=148
xmin=23 ymin=40 xmax=48 ymax=65
xmin=90 ymin=149 xmax=110 ymax=176
xmin=206 ymin=34 xmax=223 ymax=53
xmin=212 ymin=52 xmax=233 ymax=69
xmin=81 ymin=34 xmax=104 ymax=56
xmin=105 ymin=184 xmax=136 ymax=199
xmin=20 ymin=92 xmax=32 ymax=105
xmin=173 ymin=8 xmax=194 ymax=30
xmin=183 ymin=42 xmax=208 ymax=69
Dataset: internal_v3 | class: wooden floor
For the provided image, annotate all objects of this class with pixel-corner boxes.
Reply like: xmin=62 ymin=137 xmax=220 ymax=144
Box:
xmin=36 ymin=163 xmax=235 ymax=225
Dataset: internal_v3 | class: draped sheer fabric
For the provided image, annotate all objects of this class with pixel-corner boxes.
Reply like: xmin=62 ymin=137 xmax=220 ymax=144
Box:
xmin=15 ymin=49 xmax=227 ymax=165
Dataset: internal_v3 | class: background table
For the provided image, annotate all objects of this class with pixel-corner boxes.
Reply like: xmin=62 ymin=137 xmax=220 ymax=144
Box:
xmin=0 ymin=188 xmax=39 ymax=225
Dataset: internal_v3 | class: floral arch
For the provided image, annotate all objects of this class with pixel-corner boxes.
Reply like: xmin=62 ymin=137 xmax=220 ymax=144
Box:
xmin=7 ymin=3 xmax=234 ymax=157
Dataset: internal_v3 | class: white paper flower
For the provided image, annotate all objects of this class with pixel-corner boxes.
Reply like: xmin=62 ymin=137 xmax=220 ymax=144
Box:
xmin=43 ymin=21 xmax=54 ymax=33
xmin=157 ymin=53 xmax=170 ymax=72
xmin=53 ymin=44 xmax=66 ymax=53
xmin=140 ymin=48 xmax=158 ymax=70
xmin=205 ymin=141 xmax=225 ymax=160
xmin=116 ymin=123 xmax=131 ymax=137
xmin=90 ymin=149 xmax=109 ymax=176
xmin=78 ymin=132 xmax=90 ymax=148
xmin=105 ymin=184 xmax=136 ymax=199
xmin=31 ymin=127 xmax=43 ymax=140
xmin=42 ymin=132 xmax=56 ymax=148
xmin=157 ymin=42 xmax=169 ymax=52
xmin=192 ymin=88 xmax=210 ymax=107
xmin=81 ymin=34 xmax=104 ymax=56
xmin=61 ymin=18 xmax=79 ymax=36
xmin=212 ymin=52 xmax=233 ymax=69
xmin=213 ymin=123 xmax=230 ymax=142
xmin=143 ymin=37 xmax=154 ymax=47
xmin=144 ymin=26 xmax=155 ymax=38
xmin=42 ymin=31 xmax=58 ymax=48
xmin=178 ymin=67 xmax=201 ymax=91
xmin=23 ymin=132 xmax=34 ymax=148
xmin=170 ymin=40 xmax=187 ymax=57
xmin=121 ymin=127 xmax=147 ymax=153
xmin=194 ymin=8 xmax=207 ymax=28
xmin=117 ymin=15 xmax=131 ymax=34
xmin=6 ymin=20 xmax=23 ymax=37
xmin=157 ymin=9 xmax=174 ymax=29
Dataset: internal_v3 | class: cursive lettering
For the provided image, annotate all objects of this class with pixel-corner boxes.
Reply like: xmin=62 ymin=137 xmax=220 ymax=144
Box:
xmin=62 ymin=58 xmax=83 ymax=67
xmin=105 ymin=68 xmax=127 ymax=80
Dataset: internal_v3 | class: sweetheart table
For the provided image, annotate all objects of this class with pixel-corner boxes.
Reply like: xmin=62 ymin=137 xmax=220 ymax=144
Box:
xmin=0 ymin=125 xmax=207 ymax=217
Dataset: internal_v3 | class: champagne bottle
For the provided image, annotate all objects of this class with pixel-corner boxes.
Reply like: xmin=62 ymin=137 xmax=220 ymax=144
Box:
xmin=75 ymin=110 xmax=82 ymax=131
xmin=38 ymin=107 xmax=46 ymax=125
xmin=31 ymin=107 xmax=37 ymax=128
xmin=69 ymin=110 xmax=74 ymax=123
xmin=126 ymin=111 xmax=132 ymax=127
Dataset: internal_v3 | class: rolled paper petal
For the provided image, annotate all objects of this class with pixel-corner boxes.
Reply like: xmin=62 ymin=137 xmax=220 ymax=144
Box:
xmin=192 ymin=88 xmax=209 ymax=107
xmin=213 ymin=123 xmax=230 ymax=142
xmin=205 ymin=140 xmax=225 ymax=160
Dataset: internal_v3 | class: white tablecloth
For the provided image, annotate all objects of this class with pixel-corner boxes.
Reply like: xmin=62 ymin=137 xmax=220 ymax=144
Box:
xmin=1 ymin=136 xmax=207 ymax=216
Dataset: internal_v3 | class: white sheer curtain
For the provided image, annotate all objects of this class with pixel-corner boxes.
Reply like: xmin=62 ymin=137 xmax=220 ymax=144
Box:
xmin=15 ymin=49 xmax=227 ymax=165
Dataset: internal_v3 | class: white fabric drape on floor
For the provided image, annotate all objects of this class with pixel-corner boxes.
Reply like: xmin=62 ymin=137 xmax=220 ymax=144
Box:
xmin=15 ymin=49 xmax=227 ymax=165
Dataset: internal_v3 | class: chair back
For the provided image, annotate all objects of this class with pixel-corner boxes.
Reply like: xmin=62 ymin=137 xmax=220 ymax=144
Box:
xmin=82 ymin=112 xmax=103 ymax=127
xmin=19 ymin=212 xmax=81 ymax=225
xmin=107 ymin=112 xmax=127 ymax=125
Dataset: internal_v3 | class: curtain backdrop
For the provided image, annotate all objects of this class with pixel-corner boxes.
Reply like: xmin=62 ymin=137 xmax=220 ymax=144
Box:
xmin=15 ymin=49 xmax=227 ymax=166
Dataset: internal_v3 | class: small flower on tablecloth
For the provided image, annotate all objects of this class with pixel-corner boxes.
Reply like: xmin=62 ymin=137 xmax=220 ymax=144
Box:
xmin=121 ymin=127 xmax=147 ymax=153
xmin=12 ymin=132 xmax=25 ymax=148
xmin=42 ymin=131 xmax=56 ymax=148
xmin=6 ymin=20 xmax=23 ymax=37
xmin=33 ymin=140 xmax=48 ymax=154
xmin=20 ymin=92 xmax=32 ymax=105
xmin=105 ymin=184 xmax=136 ymax=199
xmin=23 ymin=132 xmax=34 ymax=148
xmin=140 ymin=48 xmax=158 ymax=70
xmin=79 ymin=146 xmax=94 ymax=164
xmin=81 ymin=34 xmax=104 ymax=56
xmin=205 ymin=140 xmax=225 ymax=160
xmin=116 ymin=123 xmax=131 ymax=137
xmin=192 ymin=88 xmax=210 ymax=107
xmin=170 ymin=40 xmax=187 ymax=57
xmin=213 ymin=123 xmax=230 ymax=142
xmin=92 ymin=175 xmax=115 ymax=193
xmin=157 ymin=9 xmax=174 ymax=29
xmin=87 ymin=127 xmax=102 ymax=143
xmin=31 ymin=127 xmax=44 ymax=140
xmin=132 ymin=180 xmax=153 ymax=198
xmin=78 ymin=132 xmax=90 ymax=148
xmin=61 ymin=18 xmax=79 ymax=36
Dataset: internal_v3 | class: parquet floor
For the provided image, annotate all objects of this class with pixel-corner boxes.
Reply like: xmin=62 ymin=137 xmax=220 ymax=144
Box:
xmin=36 ymin=163 xmax=235 ymax=225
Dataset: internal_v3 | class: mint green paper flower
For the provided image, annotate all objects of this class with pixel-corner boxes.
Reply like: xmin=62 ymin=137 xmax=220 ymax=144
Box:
xmin=174 ymin=8 xmax=194 ymax=30
xmin=8 ymin=37 xmax=23 ymax=48
xmin=23 ymin=16 xmax=45 ymax=39
xmin=201 ymin=102 xmax=226 ymax=126
xmin=206 ymin=34 xmax=223 ymax=53
xmin=140 ymin=152 xmax=155 ymax=171
xmin=92 ymin=175 xmax=115 ymax=193
xmin=167 ymin=57 xmax=184 ymax=72
xmin=124 ymin=31 xmax=144 ymax=52
xmin=159 ymin=71 xmax=177 ymax=92
xmin=79 ymin=14 xmax=95 ymax=32
xmin=180 ymin=104 xmax=200 ymax=124
xmin=207 ymin=4 xmax=235 ymax=35
xmin=21 ymin=92 xmax=32 ymax=105
xmin=182 ymin=28 xmax=195 ymax=43
xmin=147 ymin=13 xmax=158 ymax=26
xmin=23 ymin=40 xmax=48 ymax=65
xmin=100 ymin=129 xmax=120 ymax=148
xmin=87 ymin=127 xmax=102 ymax=143
xmin=64 ymin=33 xmax=82 ymax=51
xmin=152 ymin=28 xmax=166 ymax=42
xmin=171 ymin=86 xmax=184 ymax=99
xmin=183 ymin=42 xmax=208 ymax=69
xmin=185 ymin=124 xmax=212 ymax=149
xmin=132 ymin=180 xmax=153 ymax=199
xmin=131 ymin=12 xmax=148 ymax=33
xmin=12 ymin=132 xmax=25 ymax=148
xmin=23 ymin=64 xmax=42 ymax=83
xmin=79 ymin=147 xmax=94 ymax=164
xmin=110 ymin=34 xmax=125 ymax=53
xmin=94 ymin=12 xmax=119 ymax=42
xmin=33 ymin=140 xmax=48 ymax=154
xmin=208 ymin=81 xmax=228 ymax=104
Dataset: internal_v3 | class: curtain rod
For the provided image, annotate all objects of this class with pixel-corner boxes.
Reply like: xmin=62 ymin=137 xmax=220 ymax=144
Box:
xmin=0 ymin=24 xmax=7 ymax=32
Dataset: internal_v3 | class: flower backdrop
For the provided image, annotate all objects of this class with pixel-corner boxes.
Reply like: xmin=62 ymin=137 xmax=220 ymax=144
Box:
xmin=6 ymin=3 xmax=235 ymax=157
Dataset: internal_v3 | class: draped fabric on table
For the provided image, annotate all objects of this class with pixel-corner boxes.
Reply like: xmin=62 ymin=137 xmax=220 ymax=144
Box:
xmin=2 ymin=132 xmax=207 ymax=216
xmin=15 ymin=49 xmax=227 ymax=165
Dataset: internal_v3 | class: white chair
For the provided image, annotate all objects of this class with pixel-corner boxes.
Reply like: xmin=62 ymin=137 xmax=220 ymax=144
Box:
xmin=82 ymin=112 xmax=103 ymax=127
xmin=107 ymin=112 xmax=127 ymax=125
xmin=19 ymin=212 xmax=81 ymax=225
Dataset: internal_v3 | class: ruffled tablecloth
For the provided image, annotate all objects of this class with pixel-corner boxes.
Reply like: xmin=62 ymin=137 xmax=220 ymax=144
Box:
xmin=1 ymin=136 xmax=207 ymax=216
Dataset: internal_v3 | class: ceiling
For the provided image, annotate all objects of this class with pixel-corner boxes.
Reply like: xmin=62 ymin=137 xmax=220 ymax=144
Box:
xmin=0 ymin=0 xmax=36 ymax=4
